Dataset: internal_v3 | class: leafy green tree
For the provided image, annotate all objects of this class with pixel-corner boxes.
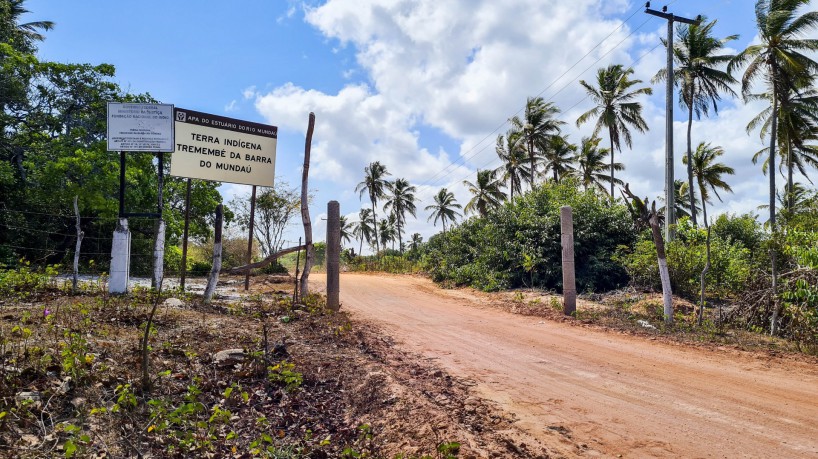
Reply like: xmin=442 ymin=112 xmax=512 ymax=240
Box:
xmin=422 ymin=181 xmax=635 ymax=292
xmin=463 ymin=169 xmax=506 ymax=217
xmin=409 ymin=233 xmax=423 ymax=252
xmin=383 ymin=178 xmax=417 ymax=253
xmin=510 ymin=97 xmax=564 ymax=186
xmin=425 ymin=188 xmax=462 ymax=233
xmin=573 ymin=136 xmax=623 ymax=194
xmin=231 ymin=181 xmax=299 ymax=257
xmin=494 ymin=130 xmax=530 ymax=200
xmin=577 ymin=64 xmax=652 ymax=196
xmin=355 ymin=161 xmax=391 ymax=254
xmin=654 ymin=18 xmax=738 ymax=226
xmin=680 ymin=142 xmax=735 ymax=229
xmin=541 ymin=135 xmax=576 ymax=183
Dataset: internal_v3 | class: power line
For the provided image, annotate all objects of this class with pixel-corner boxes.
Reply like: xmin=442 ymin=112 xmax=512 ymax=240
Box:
xmin=418 ymin=16 xmax=661 ymax=190
xmin=414 ymin=4 xmax=651 ymax=189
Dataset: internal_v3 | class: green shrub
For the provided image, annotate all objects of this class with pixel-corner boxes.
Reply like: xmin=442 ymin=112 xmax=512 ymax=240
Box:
xmin=617 ymin=218 xmax=755 ymax=299
xmin=422 ymin=181 xmax=634 ymax=292
xmin=189 ymin=260 xmax=212 ymax=276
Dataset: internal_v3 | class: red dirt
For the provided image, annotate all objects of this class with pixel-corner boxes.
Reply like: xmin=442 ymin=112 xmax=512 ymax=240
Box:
xmin=316 ymin=273 xmax=818 ymax=458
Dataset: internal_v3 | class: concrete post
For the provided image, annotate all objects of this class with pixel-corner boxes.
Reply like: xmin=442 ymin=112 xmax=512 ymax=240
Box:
xmin=326 ymin=200 xmax=340 ymax=311
xmin=152 ymin=219 xmax=166 ymax=290
xmin=560 ymin=206 xmax=576 ymax=316
xmin=109 ymin=218 xmax=131 ymax=294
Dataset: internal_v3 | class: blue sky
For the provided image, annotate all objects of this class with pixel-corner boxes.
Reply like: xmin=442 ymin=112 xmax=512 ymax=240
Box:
xmin=25 ymin=0 xmax=811 ymax=251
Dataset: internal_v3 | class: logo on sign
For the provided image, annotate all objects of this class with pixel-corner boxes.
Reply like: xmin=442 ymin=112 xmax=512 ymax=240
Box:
xmin=176 ymin=111 xmax=187 ymax=122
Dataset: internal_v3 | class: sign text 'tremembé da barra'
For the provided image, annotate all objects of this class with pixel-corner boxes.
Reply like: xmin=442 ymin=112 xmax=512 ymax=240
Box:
xmin=170 ymin=108 xmax=277 ymax=187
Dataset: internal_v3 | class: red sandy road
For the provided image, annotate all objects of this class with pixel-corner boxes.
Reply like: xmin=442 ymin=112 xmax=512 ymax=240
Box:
xmin=319 ymin=273 xmax=818 ymax=458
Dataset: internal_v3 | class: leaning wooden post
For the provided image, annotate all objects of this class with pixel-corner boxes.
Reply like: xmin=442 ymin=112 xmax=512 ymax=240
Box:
xmin=204 ymin=204 xmax=224 ymax=303
xmin=326 ymin=201 xmax=341 ymax=311
xmin=72 ymin=196 xmax=84 ymax=294
xmin=560 ymin=206 xmax=576 ymax=316
xmin=152 ymin=152 xmax=166 ymax=291
xmin=245 ymin=185 xmax=257 ymax=291
xmin=299 ymin=113 xmax=316 ymax=300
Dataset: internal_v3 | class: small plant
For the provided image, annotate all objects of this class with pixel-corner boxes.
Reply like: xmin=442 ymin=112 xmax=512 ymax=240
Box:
xmin=267 ymin=361 xmax=303 ymax=391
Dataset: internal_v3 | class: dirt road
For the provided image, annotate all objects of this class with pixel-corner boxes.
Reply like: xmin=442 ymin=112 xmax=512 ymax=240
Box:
xmin=321 ymin=273 xmax=818 ymax=458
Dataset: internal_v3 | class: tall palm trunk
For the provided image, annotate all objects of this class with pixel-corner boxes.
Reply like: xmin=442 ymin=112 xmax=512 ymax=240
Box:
xmin=371 ymin=200 xmax=379 ymax=255
xmin=687 ymin=103 xmax=698 ymax=226
xmin=397 ymin=219 xmax=404 ymax=254
xmin=609 ymin=126 xmax=616 ymax=197
xmin=528 ymin=136 xmax=536 ymax=188
xmin=699 ymin=177 xmax=709 ymax=229
xmin=359 ymin=235 xmax=364 ymax=256
xmin=786 ymin=132 xmax=794 ymax=213
xmin=769 ymin=96 xmax=780 ymax=336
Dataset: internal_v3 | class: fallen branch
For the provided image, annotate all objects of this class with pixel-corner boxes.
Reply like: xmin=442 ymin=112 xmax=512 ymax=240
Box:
xmin=223 ymin=245 xmax=306 ymax=274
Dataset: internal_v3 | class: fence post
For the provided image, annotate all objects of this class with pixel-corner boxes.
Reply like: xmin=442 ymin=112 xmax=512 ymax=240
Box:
xmin=204 ymin=204 xmax=223 ymax=303
xmin=560 ymin=206 xmax=576 ymax=316
xmin=109 ymin=218 xmax=131 ymax=294
xmin=326 ymin=200 xmax=340 ymax=311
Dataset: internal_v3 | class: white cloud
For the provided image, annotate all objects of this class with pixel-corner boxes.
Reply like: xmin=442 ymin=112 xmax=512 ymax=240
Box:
xmin=224 ymin=99 xmax=238 ymax=112
xmin=251 ymin=0 xmax=806 ymax=246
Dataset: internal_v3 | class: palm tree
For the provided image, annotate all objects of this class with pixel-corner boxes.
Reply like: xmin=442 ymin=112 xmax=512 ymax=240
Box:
xmin=729 ymin=0 xmax=818 ymax=230
xmin=339 ymin=216 xmax=353 ymax=248
xmin=661 ymin=179 xmax=702 ymax=220
xmin=6 ymin=0 xmax=54 ymax=44
xmin=541 ymin=135 xmax=577 ymax=183
xmin=574 ymin=136 xmax=624 ymax=193
xmin=463 ymin=169 xmax=506 ymax=217
xmin=510 ymin=97 xmax=564 ymax=186
xmin=353 ymin=208 xmax=375 ymax=255
xmin=680 ymin=142 xmax=735 ymax=228
xmin=355 ymin=161 xmax=391 ymax=254
xmin=383 ymin=178 xmax=417 ymax=253
xmin=494 ymin=130 xmax=531 ymax=200
xmin=425 ymin=188 xmax=462 ymax=233
xmin=379 ymin=215 xmax=398 ymax=251
xmin=747 ymin=87 xmax=818 ymax=211
xmin=654 ymin=18 xmax=738 ymax=226
xmin=409 ymin=233 xmax=423 ymax=252
xmin=577 ymin=64 xmax=653 ymax=196
xmin=729 ymin=0 xmax=818 ymax=335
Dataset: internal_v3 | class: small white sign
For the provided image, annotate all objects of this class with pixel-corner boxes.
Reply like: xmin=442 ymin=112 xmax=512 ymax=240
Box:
xmin=170 ymin=108 xmax=277 ymax=187
xmin=107 ymin=103 xmax=175 ymax=152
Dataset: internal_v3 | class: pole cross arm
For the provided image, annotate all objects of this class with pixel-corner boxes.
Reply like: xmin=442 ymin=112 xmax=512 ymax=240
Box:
xmin=645 ymin=8 xmax=700 ymax=25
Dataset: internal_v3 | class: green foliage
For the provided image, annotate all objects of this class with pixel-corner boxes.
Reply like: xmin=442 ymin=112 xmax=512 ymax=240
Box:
xmin=617 ymin=218 xmax=755 ymax=298
xmin=422 ymin=181 xmax=634 ymax=292
xmin=0 ymin=262 xmax=58 ymax=297
xmin=267 ymin=361 xmax=303 ymax=392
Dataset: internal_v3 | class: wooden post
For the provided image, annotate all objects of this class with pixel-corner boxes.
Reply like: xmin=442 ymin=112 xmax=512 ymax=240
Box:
xmin=293 ymin=237 xmax=301 ymax=306
xmin=72 ymin=196 xmax=84 ymax=294
xmin=299 ymin=113 xmax=315 ymax=299
xmin=327 ymin=201 xmax=340 ymax=311
xmin=152 ymin=152 xmax=166 ymax=290
xmin=180 ymin=178 xmax=192 ymax=289
xmin=560 ymin=206 xmax=576 ymax=316
xmin=204 ymin=204 xmax=223 ymax=303
xmin=245 ymin=185 xmax=257 ymax=291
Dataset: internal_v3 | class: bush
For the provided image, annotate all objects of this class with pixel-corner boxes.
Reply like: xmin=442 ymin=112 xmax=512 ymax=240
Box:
xmin=617 ymin=217 xmax=756 ymax=299
xmin=421 ymin=181 xmax=634 ymax=292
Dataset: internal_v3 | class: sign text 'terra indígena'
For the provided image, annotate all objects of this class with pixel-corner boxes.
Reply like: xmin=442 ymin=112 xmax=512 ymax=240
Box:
xmin=170 ymin=108 xmax=277 ymax=187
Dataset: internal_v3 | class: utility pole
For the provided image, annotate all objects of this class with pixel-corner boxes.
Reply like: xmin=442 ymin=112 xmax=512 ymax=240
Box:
xmin=644 ymin=2 xmax=700 ymax=242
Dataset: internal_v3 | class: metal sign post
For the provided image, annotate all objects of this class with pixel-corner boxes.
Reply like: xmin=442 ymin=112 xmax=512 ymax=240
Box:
xmin=107 ymin=103 xmax=175 ymax=293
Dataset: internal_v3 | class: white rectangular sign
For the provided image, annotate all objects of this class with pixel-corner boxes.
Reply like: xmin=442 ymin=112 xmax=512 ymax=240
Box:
xmin=170 ymin=108 xmax=277 ymax=187
xmin=107 ymin=103 xmax=175 ymax=152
